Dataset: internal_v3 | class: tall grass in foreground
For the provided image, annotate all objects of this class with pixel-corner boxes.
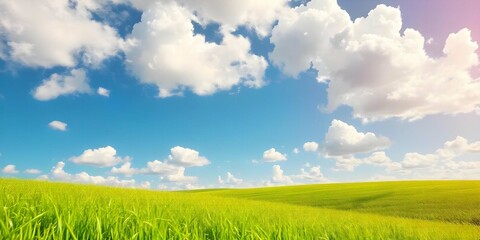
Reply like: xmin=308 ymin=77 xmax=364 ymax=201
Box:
xmin=1 ymin=179 xmax=479 ymax=239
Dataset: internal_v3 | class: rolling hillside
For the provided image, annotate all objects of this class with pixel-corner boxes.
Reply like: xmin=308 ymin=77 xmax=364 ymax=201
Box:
xmin=1 ymin=179 xmax=479 ymax=239
xmin=197 ymin=180 xmax=480 ymax=225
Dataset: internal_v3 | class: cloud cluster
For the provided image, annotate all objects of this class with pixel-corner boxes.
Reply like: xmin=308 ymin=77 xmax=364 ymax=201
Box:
xmin=270 ymin=0 xmax=480 ymax=121
xmin=0 ymin=0 xmax=122 ymax=68
xmin=124 ymin=1 xmax=267 ymax=98
xmin=268 ymin=164 xmax=328 ymax=185
xmin=48 ymin=161 xmax=137 ymax=187
xmin=178 ymin=0 xmax=288 ymax=37
xmin=319 ymin=120 xmax=395 ymax=171
xmin=400 ymin=136 xmax=480 ymax=171
xmin=111 ymin=146 xmax=210 ymax=186
xmin=9 ymin=0 xmax=479 ymax=125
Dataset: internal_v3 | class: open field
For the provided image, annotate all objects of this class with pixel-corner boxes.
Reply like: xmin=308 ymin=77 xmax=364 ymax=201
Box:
xmin=199 ymin=180 xmax=480 ymax=225
xmin=1 ymin=179 xmax=479 ymax=239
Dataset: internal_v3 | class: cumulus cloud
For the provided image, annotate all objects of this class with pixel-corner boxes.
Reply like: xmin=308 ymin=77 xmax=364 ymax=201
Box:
xmin=0 ymin=0 xmax=122 ymax=68
xmin=398 ymin=136 xmax=480 ymax=171
xmin=443 ymin=136 xmax=480 ymax=154
xmin=271 ymin=165 xmax=293 ymax=184
xmin=294 ymin=165 xmax=327 ymax=182
xmin=126 ymin=0 xmax=288 ymax=37
xmin=166 ymin=146 xmax=210 ymax=167
xmin=97 ymin=87 xmax=110 ymax=97
xmin=70 ymin=146 xmax=127 ymax=167
xmin=2 ymin=164 xmax=18 ymax=174
xmin=33 ymin=69 xmax=92 ymax=101
xmin=328 ymin=151 xmax=400 ymax=172
xmin=270 ymin=0 xmax=480 ymax=121
xmin=218 ymin=172 xmax=243 ymax=185
xmin=324 ymin=119 xmax=390 ymax=156
xmin=303 ymin=141 xmax=319 ymax=152
xmin=165 ymin=167 xmax=197 ymax=183
xmin=48 ymin=120 xmax=68 ymax=131
xmin=401 ymin=152 xmax=438 ymax=169
xmin=179 ymin=0 xmax=288 ymax=37
xmin=263 ymin=148 xmax=287 ymax=162
xmin=330 ymin=155 xmax=363 ymax=172
xmin=124 ymin=1 xmax=267 ymax=98
xmin=140 ymin=146 xmax=209 ymax=184
xmin=363 ymin=151 xmax=401 ymax=171
xmin=143 ymin=160 xmax=179 ymax=175
xmin=111 ymin=161 xmax=138 ymax=176
xmin=49 ymin=161 xmax=136 ymax=187
xmin=293 ymin=148 xmax=300 ymax=154
xmin=25 ymin=169 xmax=41 ymax=174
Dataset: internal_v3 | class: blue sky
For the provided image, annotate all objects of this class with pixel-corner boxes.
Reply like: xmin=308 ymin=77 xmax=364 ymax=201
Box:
xmin=1 ymin=0 xmax=480 ymax=189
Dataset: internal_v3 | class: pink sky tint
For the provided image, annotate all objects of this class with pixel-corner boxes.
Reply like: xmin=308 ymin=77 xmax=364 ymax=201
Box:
xmin=396 ymin=0 xmax=479 ymax=57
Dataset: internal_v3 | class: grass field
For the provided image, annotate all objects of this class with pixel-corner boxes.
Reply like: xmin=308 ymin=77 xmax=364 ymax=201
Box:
xmin=1 ymin=179 xmax=479 ymax=239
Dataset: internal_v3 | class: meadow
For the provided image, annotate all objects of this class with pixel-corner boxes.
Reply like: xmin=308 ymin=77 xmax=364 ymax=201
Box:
xmin=1 ymin=179 xmax=479 ymax=239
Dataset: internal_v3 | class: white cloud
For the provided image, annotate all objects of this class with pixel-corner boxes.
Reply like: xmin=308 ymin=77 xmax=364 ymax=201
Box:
xmin=443 ymin=136 xmax=480 ymax=154
xmin=143 ymin=160 xmax=179 ymax=175
xmin=97 ymin=87 xmax=110 ymax=97
xmin=293 ymin=148 xmax=300 ymax=154
xmin=111 ymin=161 xmax=138 ymax=176
xmin=330 ymin=155 xmax=363 ymax=172
xmin=0 ymin=0 xmax=121 ymax=68
xmin=446 ymin=161 xmax=480 ymax=170
xmin=263 ymin=148 xmax=287 ymax=162
xmin=138 ymin=146 xmax=208 ymax=184
xmin=2 ymin=164 xmax=18 ymax=174
xmin=179 ymin=0 xmax=288 ymax=37
xmin=139 ymin=181 xmax=151 ymax=189
xmin=294 ymin=165 xmax=327 ymax=182
xmin=142 ymin=159 xmax=198 ymax=184
xmin=124 ymin=1 xmax=267 ymax=98
xmin=126 ymin=0 xmax=288 ymax=37
xmin=324 ymin=119 xmax=390 ymax=156
xmin=25 ymin=169 xmax=41 ymax=174
xmin=33 ymin=69 xmax=92 ymax=101
xmin=165 ymin=167 xmax=197 ymax=183
xmin=303 ymin=141 xmax=319 ymax=152
xmin=70 ymin=146 xmax=127 ymax=167
xmin=270 ymin=0 xmax=480 ymax=121
xmin=49 ymin=161 xmax=136 ymax=187
xmin=271 ymin=165 xmax=293 ymax=184
xmin=401 ymin=152 xmax=438 ymax=169
xmin=219 ymin=172 xmax=243 ymax=185
xmin=167 ymin=146 xmax=210 ymax=167
xmin=48 ymin=120 xmax=68 ymax=131
xmin=363 ymin=151 xmax=401 ymax=171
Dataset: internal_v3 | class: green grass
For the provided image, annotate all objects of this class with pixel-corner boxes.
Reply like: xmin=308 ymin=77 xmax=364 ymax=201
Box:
xmin=200 ymin=180 xmax=480 ymax=225
xmin=1 ymin=179 xmax=479 ymax=239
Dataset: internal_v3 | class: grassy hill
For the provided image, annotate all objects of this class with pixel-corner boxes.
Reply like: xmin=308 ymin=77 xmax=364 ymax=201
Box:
xmin=1 ymin=179 xmax=479 ymax=239
xmin=197 ymin=180 xmax=480 ymax=225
